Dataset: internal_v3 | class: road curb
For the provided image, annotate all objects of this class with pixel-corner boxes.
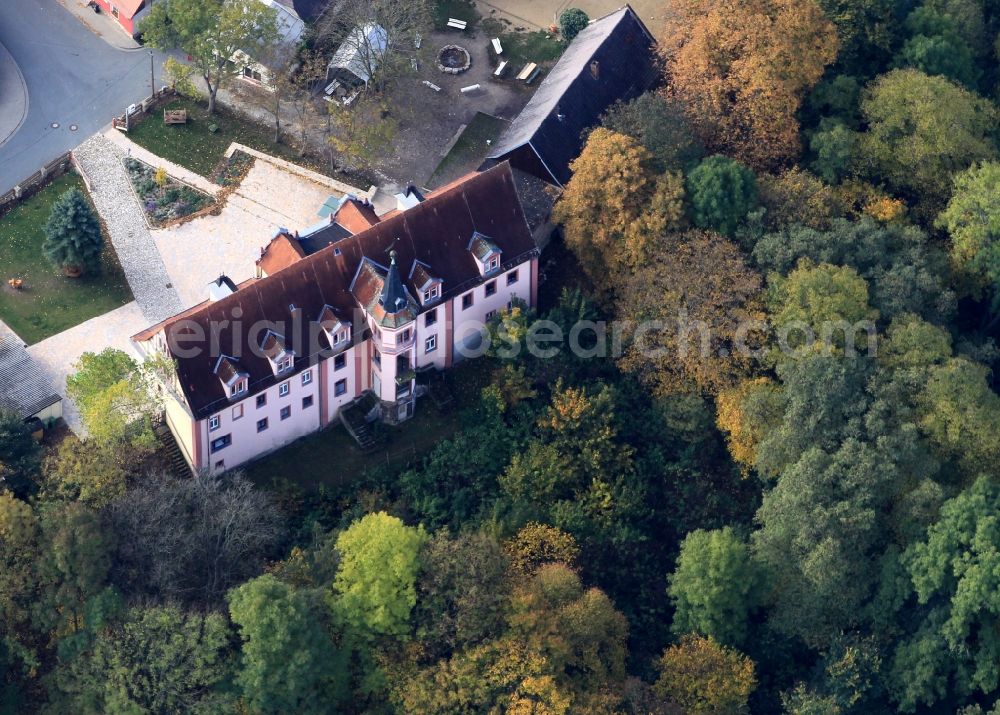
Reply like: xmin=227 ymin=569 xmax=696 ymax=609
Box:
xmin=0 ymin=38 xmax=29 ymax=149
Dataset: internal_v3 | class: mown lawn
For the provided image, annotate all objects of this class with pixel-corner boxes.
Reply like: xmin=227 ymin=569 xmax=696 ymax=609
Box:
xmin=482 ymin=18 xmax=566 ymax=71
xmin=434 ymin=0 xmax=480 ymax=31
xmin=428 ymin=112 xmax=509 ymax=188
xmin=244 ymin=404 xmax=459 ymax=490
xmin=0 ymin=173 xmax=133 ymax=344
xmin=244 ymin=359 xmax=493 ymax=491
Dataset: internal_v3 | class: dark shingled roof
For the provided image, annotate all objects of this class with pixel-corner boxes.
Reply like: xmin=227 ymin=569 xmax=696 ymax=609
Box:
xmin=0 ymin=332 xmax=61 ymax=419
xmin=139 ymin=163 xmax=538 ymax=419
xmin=485 ymin=5 xmax=657 ymax=187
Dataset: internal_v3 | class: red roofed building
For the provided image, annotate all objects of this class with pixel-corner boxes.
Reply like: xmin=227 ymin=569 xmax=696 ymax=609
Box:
xmin=94 ymin=0 xmax=148 ymax=37
xmin=132 ymin=164 xmax=540 ymax=474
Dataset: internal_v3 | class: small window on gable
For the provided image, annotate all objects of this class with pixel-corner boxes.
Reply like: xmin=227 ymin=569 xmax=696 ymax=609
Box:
xmin=277 ymin=355 xmax=293 ymax=373
xmin=230 ymin=379 xmax=247 ymax=398
xmin=423 ymin=284 xmax=440 ymax=303
xmin=488 ymin=255 xmax=500 ymax=272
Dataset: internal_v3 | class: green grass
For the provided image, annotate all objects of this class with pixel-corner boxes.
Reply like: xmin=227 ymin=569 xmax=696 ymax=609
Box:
xmin=244 ymin=400 xmax=459 ymax=491
xmin=0 ymin=173 xmax=133 ymax=344
xmin=428 ymin=112 xmax=509 ymax=188
xmin=482 ymin=19 xmax=566 ymax=71
xmin=128 ymin=100 xmax=335 ymax=181
xmin=434 ymin=0 xmax=480 ymax=31
xmin=244 ymin=359 xmax=493 ymax=492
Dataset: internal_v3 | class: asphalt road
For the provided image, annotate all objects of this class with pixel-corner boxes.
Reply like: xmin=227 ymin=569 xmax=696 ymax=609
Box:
xmin=0 ymin=0 xmax=171 ymax=195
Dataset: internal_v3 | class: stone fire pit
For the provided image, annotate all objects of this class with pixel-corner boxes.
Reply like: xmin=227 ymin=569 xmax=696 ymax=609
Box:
xmin=437 ymin=45 xmax=471 ymax=74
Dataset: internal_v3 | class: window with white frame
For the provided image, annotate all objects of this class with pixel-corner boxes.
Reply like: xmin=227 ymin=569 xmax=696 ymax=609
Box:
xmin=209 ymin=415 xmax=220 ymax=432
xmin=277 ymin=355 xmax=293 ymax=372
xmin=278 ymin=382 xmax=289 ymax=397
xmin=425 ymin=335 xmax=437 ymax=353
xmin=423 ymin=284 xmax=440 ymax=302
xmin=230 ymin=378 xmax=247 ymax=398
xmin=487 ymin=255 xmax=500 ymax=272
xmin=301 ymin=370 xmax=312 ymax=386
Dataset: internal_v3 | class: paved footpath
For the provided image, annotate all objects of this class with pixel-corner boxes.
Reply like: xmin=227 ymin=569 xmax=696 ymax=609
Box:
xmin=105 ymin=129 xmax=221 ymax=196
xmin=73 ymin=134 xmax=185 ymax=324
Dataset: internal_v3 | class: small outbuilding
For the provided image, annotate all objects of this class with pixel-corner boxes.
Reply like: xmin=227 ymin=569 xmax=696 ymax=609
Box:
xmin=0 ymin=331 xmax=62 ymax=424
xmin=482 ymin=5 xmax=658 ymax=187
xmin=326 ymin=23 xmax=389 ymax=91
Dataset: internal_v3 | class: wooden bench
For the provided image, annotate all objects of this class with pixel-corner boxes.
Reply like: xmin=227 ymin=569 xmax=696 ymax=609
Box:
xmin=446 ymin=18 xmax=467 ymax=30
xmin=516 ymin=62 xmax=540 ymax=83
xmin=460 ymin=84 xmax=481 ymax=94
xmin=494 ymin=60 xmax=508 ymax=77
xmin=491 ymin=38 xmax=503 ymax=54
xmin=422 ymin=80 xmax=442 ymax=92
xmin=163 ymin=108 xmax=188 ymax=125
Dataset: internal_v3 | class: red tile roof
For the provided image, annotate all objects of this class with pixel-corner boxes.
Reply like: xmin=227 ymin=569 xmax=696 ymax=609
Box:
xmin=334 ymin=199 xmax=380 ymax=233
xmin=257 ymin=232 xmax=306 ymax=276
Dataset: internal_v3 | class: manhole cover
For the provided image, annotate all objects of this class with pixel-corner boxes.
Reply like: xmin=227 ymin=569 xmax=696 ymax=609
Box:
xmin=50 ymin=122 xmax=59 ymax=129
xmin=69 ymin=124 xmax=78 ymax=132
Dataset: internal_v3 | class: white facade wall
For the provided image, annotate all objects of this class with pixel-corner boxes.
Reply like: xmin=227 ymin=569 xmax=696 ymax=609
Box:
xmin=204 ymin=365 xmax=321 ymax=472
xmin=323 ymin=344 xmax=364 ymax=424
xmin=414 ymin=301 xmax=447 ymax=370
xmin=451 ymin=265 xmax=527 ymax=359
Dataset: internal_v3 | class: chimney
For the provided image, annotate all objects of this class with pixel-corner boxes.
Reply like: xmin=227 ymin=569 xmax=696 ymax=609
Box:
xmin=208 ymin=275 xmax=236 ymax=302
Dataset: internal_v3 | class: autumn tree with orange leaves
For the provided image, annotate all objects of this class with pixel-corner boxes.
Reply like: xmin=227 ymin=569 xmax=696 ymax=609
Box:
xmin=662 ymin=0 xmax=839 ymax=170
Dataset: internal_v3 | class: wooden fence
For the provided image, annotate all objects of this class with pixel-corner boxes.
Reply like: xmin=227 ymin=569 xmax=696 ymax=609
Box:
xmin=112 ymin=87 xmax=177 ymax=132
xmin=0 ymin=152 xmax=73 ymax=217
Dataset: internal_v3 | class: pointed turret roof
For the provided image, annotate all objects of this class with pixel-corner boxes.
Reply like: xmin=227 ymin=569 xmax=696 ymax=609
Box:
xmin=379 ymin=250 xmax=409 ymax=314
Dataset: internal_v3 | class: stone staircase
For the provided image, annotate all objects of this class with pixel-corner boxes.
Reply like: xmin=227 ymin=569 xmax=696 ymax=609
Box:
xmin=339 ymin=391 xmax=379 ymax=452
xmin=154 ymin=420 xmax=192 ymax=476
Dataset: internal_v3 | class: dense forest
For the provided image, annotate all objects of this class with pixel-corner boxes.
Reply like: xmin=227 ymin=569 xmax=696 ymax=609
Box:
xmin=5 ymin=0 xmax=1000 ymax=712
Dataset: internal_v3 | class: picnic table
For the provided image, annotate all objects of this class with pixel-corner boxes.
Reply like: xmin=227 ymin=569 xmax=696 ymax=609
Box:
xmin=446 ymin=17 xmax=467 ymax=30
xmin=516 ymin=62 xmax=540 ymax=83
xmin=163 ymin=108 xmax=188 ymax=125
xmin=492 ymin=38 xmax=503 ymax=54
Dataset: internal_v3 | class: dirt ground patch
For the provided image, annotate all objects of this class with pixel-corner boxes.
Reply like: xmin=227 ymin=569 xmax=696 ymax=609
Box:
xmin=371 ymin=27 xmax=551 ymax=188
xmin=475 ymin=0 xmax=668 ymax=37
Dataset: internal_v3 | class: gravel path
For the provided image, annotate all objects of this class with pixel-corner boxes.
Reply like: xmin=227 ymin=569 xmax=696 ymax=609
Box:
xmin=73 ymin=134 xmax=184 ymax=324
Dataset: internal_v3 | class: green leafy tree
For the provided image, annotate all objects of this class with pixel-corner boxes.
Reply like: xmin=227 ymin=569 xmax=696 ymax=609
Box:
xmin=0 ymin=409 xmax=41 ymax=498
xmin=140 ymin=0 xmax=280 ymax=113
xmin=767 ymin=261 xmax=878 ymax=353
xmin=331 ymin=512 xmax=428 ymax=638
xmin=891 ymin=477 xmax=1000 ymax=710
xmin=33 ymin=502 xmax=110 ymax=638
xmin=686 ymin=155 xmax=759 ymax=236
xmin=65 ymin=349 xmax=157 ymax=452
xmin=895 ymin=33 xmax=978 ymax=89
xmin=54 ymin=605 xmax=234 ymax=712
xmin=752 ymin=217 xmax=954 ymax=325
xmin=39 ymin=438 xmax=128 ymax=507
xmin=809 ymin=119 xmax=858 ymax=184
xmin=859 ymin=69 xmax=997 ymax=211
xmin=42 ymin=188 xmax=103 ymax=276
xmin=668 ymin=527 xmax=760 ymax=648
xmin=228 ymin=574 xmax=347 ymax=714
xmin=602 ymin=92 xmax=704 ymax=172
xmin=559 ymin=8 xmax=589 ymax=42
xmin=937 ymin=161 xmax=1000 ymax=322
xmin=413 ymin=531 xmax=509 ymax=658
xmin=816 ymin=0 xmax=898 ymax=74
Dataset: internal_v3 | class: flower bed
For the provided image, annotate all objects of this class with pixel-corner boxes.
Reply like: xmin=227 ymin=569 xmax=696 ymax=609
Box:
xmin=212 ymin=150 xmax=255 ymax=187
xmin=123 ymin=157 xmax=214 ymax=227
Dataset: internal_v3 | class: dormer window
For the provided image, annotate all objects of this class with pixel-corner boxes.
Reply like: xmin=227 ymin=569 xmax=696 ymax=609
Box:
xmin=260 ymin=329 xmax=295 ymax=376
xmin=411 ymin=261 xmax=443 ymax=305
xmin=214 ymin=355 xmax=249 ymax=402
xmin=423 ymin=284 xmax=440 ymax=303
xmin=318 ymin=305 xmax=351 ymax=350
xmin=468 ymin=232 xmax=502 ymax=276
